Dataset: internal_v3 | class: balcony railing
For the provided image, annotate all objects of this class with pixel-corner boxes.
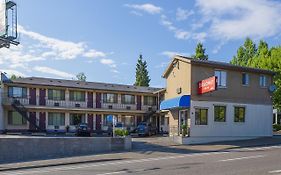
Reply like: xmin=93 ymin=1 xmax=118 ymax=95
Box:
xmin=2 ymin=96 xmax=158 ymax=112
xmin=101 ymin=103 xmax=137 ymax=110
xmin=45 ymin=100 xmax=88 ymax=108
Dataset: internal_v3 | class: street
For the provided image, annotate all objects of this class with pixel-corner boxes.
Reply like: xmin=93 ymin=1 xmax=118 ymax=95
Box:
xmin=0 ymin=143 xmax=281 ymax=175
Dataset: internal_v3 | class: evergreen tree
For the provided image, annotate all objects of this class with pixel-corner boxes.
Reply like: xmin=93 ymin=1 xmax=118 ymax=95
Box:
xmin=193 ymin=42 xmax=208 ymax=60
xmin=230 ymin=38 xmax=281 ymax=110
xmin=230 ymin=37 xmax=256 ymax=66
xmin=134 ymin=54 xmax=150 ymax=87
xmin=76 ymin=72 xmax=87 ymax=81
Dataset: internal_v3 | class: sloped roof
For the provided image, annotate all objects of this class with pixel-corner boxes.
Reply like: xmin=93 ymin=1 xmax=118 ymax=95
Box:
xmin=162 ymin=55 xmax=275 ymax=78
xmin=6 ymin=77 xmax=163 ymax=94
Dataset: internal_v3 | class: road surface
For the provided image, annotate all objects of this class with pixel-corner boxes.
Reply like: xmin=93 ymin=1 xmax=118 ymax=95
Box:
xmin=1 ymin=144 xmax=281 ymax=175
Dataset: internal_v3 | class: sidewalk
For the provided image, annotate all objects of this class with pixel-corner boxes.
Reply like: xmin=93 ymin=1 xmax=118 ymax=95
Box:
xmin=0 ymin=136 xmax=281 ymax=172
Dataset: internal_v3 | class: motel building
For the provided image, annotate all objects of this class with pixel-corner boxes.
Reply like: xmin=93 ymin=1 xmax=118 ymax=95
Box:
xmin=0 ymin=55 xmax=276 ymax=144
xmin=159 ymin=55 xmax=275 ymax=144
xmin=0 ymin=75 xmax=168 ymax=134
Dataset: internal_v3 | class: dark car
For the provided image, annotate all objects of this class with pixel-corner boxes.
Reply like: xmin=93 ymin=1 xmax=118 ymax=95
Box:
xmin=76 ymin=123 xmax=91 ymax=136
xmin=137 ymin=122 xmax=157 ymax=136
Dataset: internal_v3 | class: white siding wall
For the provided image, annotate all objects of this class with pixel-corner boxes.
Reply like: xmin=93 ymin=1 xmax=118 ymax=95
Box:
xmin=190 ymin=100 xmax=273 ymax=137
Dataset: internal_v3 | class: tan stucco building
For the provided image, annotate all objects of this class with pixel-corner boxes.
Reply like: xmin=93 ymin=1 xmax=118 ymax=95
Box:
xmin=160 ymin=55 xmax=275 ymax=144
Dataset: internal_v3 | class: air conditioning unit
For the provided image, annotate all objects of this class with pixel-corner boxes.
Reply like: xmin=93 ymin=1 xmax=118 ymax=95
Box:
xmin=75 ymin=103 xmax=80 ymax=107
xmin=126 ymin=106 xmax=131 ymax=110
xmin=108 ymin=105 xmax=113 ymax=109
xmin=54 ymin=125 xmax=59 ymax=129
xmin=54 ymin=102 xmax=59 ymax=107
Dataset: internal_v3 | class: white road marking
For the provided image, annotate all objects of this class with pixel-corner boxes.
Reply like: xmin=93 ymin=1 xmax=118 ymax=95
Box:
xmin=218 ymin=155 xmax=265 ymax=162
xmin=269 ymin=169 xmax=281 ymax=174
xmin=1 ymin=145 xmax=281 ymax=175
xmin=96 ymin=171 xmax=127 ymax=175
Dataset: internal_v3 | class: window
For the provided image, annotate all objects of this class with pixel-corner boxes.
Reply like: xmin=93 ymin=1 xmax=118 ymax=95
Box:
xmin=121 ymin=94 xmax=135 ymax=104
xmin=259 ymin=75 xmax=267 ymax=87
xmin=8 ymin=86 xmax=27 ymax=98
xmin=215 ymin=70 xmax=227 ymax=87
xmin=234 ymin=107 xmax=245 ymax=122
xmin=242 ymin=73 xmax=249 ymax=85
xmin=69 ymin=113 xmax=85 ymax=125
xmin=103 ymin=93 xmax=118 ymax=103
xmin=69 ymin=91 xmax=85 ymax=101
xmin=214 ymin=106 xmax=226 ymax=122
xmin=48 ymin=89 xmax=65 ymax=100
xmin=144 ymin=96 xmax=156 ymax=106
xmin=8 ymin=111 xmax=27 ymax=125
xmin=195 ymin=108 xmax=208 ymax=125
xmin=48 ymin=112 xmax=65 ymax=126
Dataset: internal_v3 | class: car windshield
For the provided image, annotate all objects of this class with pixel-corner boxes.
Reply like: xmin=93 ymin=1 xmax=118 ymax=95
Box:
xmin=138 ymin=122 xmax=147 ymax=126
xmin=115 ymin=123 xmax=123 ymax=127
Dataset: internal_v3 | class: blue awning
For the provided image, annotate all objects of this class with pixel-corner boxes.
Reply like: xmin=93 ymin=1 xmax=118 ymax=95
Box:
xmin=160 ymin=95 xmax=191 ymax=110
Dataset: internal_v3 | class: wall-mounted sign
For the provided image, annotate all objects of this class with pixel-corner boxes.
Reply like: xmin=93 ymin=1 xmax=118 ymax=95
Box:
xmin=198 ymin=76 xmax=217 ymax=94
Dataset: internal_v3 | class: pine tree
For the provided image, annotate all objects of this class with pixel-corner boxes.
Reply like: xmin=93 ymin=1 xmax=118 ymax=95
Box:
xmin=193 ymin=42 xmax=208 ymax=60
xmin=230 ymin=37 xmax=256 ymax=66
xmin=134 ymin=54 xmax=150 ymax=87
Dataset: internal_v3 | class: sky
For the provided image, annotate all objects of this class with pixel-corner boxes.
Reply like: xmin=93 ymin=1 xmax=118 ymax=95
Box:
xmin=0 ymin=0 xmax=281 ymax=87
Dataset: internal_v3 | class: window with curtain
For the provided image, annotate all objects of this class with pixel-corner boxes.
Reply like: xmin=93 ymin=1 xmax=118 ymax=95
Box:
xmin=144 ymin=96 xmax=156 ymax=106
xmin=215 ymin=70 xmax=227 ymax=87
xmin=242 ymin=73 xmax=250 ymax=85
xmin=69 ymin=91 xmax=85 ymax=101
xmin=195 ymin=108 xmax=208 ymax=125
xmin=214 ymin=106 xmax=226 ymax=122
xmin=8 ymin=111 xmax=27 ymax=125
xmin=121 ymin=94 xmax=135 ymax=104
xmin=48 ymin=89 xmax=65 ymax=100
xmin=103 ymin=93 xmax=118 ymax=103
xmin=8 ymin=86 xmax=27 ymax=98
xmin=48 ymin=112 xmax=65 ymax=126
xmin=259 ymin=75 xmax=267 ymax=87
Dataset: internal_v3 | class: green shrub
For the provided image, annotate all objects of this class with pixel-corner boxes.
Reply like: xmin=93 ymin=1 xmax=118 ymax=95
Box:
xmin=273 ymin=124 xmax=281 ymax=131
xmin=114 ymin=129 xmax=129 ymax=137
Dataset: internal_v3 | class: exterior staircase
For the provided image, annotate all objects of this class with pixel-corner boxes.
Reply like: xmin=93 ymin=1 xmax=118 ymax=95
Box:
xmin=11 ymin=99 xmax=42 ymax=131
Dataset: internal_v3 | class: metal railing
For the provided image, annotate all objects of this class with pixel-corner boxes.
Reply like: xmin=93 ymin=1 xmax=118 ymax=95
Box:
xmin=2 ymin=95 xmax=158 ymax=112
xmin=101 ymin=103 xmax=137 ymax=110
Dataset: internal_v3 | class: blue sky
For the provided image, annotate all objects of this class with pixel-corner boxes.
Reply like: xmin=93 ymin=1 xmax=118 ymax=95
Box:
xmin=0 ymin=0 xmax=281 ymax=87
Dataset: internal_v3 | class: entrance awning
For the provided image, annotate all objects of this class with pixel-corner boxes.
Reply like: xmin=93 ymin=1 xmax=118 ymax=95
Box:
xmin=160 ymin=95 xmax=190 ymax=110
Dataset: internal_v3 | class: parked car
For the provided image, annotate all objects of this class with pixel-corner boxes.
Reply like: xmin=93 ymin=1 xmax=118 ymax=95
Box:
xmin=76 ymin=123 xmax=91 ymax=136
xmin=137 ymin=122 xmax=157 ymax=136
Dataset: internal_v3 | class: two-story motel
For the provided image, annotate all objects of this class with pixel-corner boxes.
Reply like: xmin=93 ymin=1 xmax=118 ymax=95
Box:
xmin=0 ymin=55 xmax=275 ymax=144
xmin=0 ymin=76 xmax=167 ymax=133
xmin=160 ymin=55 xmax=275 ymax=144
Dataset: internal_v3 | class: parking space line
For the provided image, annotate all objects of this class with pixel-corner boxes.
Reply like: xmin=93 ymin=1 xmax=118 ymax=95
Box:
xmin=269 ymin=169 xmax=281 ymax=174
xmin=218 ymin=155 xmax=265 ymax=162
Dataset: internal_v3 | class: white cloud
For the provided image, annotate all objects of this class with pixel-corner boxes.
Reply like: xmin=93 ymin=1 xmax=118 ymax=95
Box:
xmin=83 ymin=49 xmax=106 ymax=58
xmin=176 ymin=8 xmax=194 ymax=21
xmin=160 ymin=15 xmax=190 ymax=40
xmin=100 ymin=58 xmax=117 ymax=69
xmin=192 ymin=32 xmax=207 ymax=42
xmin=130 ymin=11 xmax=143 ymax=17
xmin=33 ymin=66 xmax=74 ymax=79
xmin=18 ymin=25 xmax=106 ymax=60
xmin=125 ymin=3 xmax=162 ymax=14
xmin=161 ymin=51 xmax=190 ymax=58
xmin=196 ymin=0 xmax=281 ymax=40
xmin=0 ymin=69 xmax=26 ymax=77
